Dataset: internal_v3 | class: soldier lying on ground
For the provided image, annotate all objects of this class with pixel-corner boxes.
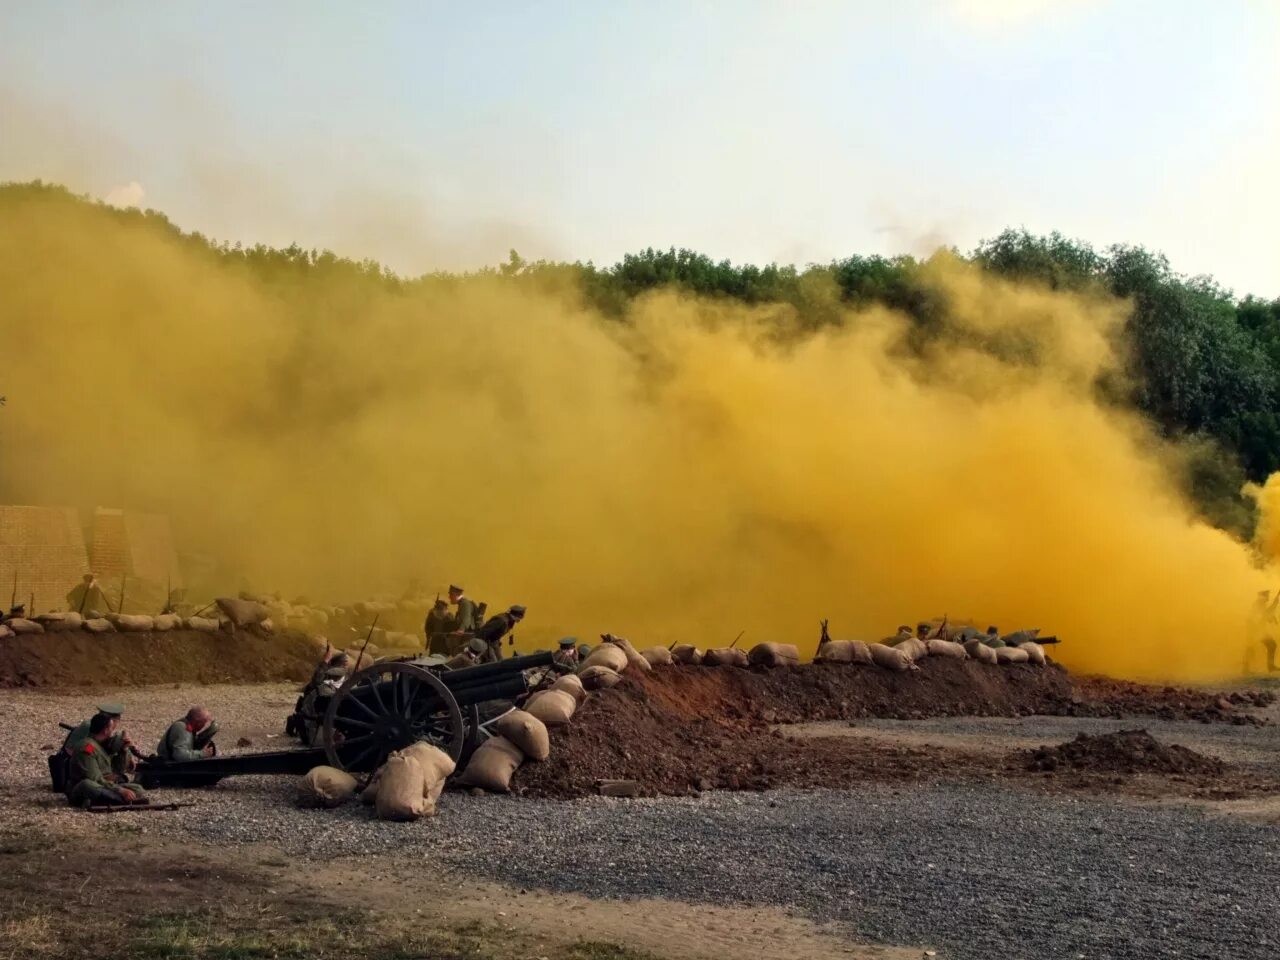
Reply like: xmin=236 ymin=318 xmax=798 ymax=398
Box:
xmin=149 ymin=706 xmax=223 ymax=788
xmin=66 ymin=712 xmax=149 ymax=808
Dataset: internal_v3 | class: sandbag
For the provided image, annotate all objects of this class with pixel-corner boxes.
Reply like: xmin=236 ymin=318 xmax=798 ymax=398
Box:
xmin=579 ymin=665 xmax=621 ymax=690
xmin=458 ymin=736 xmax=523 ymax=793
xmin=894 ymin=638 xmax=929 ymax=662
xmin=582 ymin=643 xmax=628 ymax=674
xmin=83 ymin=617 xmax=116 ymax=634
xmin=36 ymin=612 xmax=83 ymax=632
xmin=607 ymin=636 xmax=652 ymax=673
xmin=925 ymin=638 xmax=968 ymax=659
xmin=551 ymin=673 xmax=587 ymax=703
xmin=7 ymin=618 xmax=43 ymax=635
xmin=184 ymin=616 xmax=220 ymax=632
xmin=964 ymin=639 xmax=999 ymax=664
xmin=640 ymin=646 xmax=674 ymax=666
xmin=816 ymin=640 xmax=855 ymax=663
xmin=1018 ymin=642 xmax=1047 ymax=666
xmin=747 ymin=642 xmax=801 ymax=668
xmin=215 ymin=596 xmax=270 ymax=627
xmin=702 ymin=647 xmax=749 ymax=668
xmin=869 ymin=643 xmax=912 ymax=672
xmin=995 ymin=645 xmax=1030 ymax=664
xmin=374 ymin=751 xmax=428 ymax=821
xmin=495 ymin=709 xmax=551 ymax=761
xmin=670 ymin=644 xmax=703 ymax=665
xmin=114 ymin=614 xmax=155 ymax=633
xmin=525 ymin=689 xmax=577 ymax=725
xmin=297 ymin=765 xmax=358 ymax=808
xmin=152 ymin=614 xmax=182 ymax=632
xmin=401 ymin=741 xmax=456 ymax=814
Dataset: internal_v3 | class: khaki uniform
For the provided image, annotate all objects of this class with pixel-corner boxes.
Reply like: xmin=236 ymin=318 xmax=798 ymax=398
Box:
xmin=66 ymin=740 xmax=147 ymax=807
xmin=62 ymin=721 xmax=131 ymax=778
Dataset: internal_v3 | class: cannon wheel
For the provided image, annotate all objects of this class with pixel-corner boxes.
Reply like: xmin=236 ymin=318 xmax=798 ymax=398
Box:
xmin=322 ymin=662 xmax=465 ymax=772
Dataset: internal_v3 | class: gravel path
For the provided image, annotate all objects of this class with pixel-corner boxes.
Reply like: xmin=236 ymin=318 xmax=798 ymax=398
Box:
xmin=3 ymin=684 xmax=1279 ymax=960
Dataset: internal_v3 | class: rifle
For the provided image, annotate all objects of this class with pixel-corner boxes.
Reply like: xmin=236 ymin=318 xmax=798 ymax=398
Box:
xmin=9 ymin=570 xmax=16 ymax=613
xmin=352 ymin=613 xmax=379 ymax=672
xmin=86 ymin=802 xmax=192 ymax=814
xmin=729 ymin=630 xmax=744 ymax=650
xmin=118 ymin=575 xmax=127 ymax=615
xmin=817 ymin=619 xmax=830 ymax=657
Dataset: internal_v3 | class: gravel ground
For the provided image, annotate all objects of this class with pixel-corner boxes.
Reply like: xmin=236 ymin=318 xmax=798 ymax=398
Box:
xmin=828 ymin=715 xmax=1280 ymax=768
xmin=3 ymin=684 xmax=1279 ymax=960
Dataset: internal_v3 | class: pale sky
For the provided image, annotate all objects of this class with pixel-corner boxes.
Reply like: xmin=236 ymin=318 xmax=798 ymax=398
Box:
xmin=2 ymin=1 xmax=1277 ymax=296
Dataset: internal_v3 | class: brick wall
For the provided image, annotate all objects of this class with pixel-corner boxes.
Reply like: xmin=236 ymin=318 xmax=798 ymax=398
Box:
xmin=0 ymin=505 xmax=90 ymax=613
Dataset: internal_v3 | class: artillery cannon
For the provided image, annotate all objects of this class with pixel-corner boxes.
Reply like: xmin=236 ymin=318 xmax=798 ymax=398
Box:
xmin=136 ymin=651 xmax=557 ymax=787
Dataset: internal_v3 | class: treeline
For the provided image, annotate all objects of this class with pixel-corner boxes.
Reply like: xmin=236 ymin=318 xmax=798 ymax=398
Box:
xmin=4 ymin=180 xmax=1278 ymax=534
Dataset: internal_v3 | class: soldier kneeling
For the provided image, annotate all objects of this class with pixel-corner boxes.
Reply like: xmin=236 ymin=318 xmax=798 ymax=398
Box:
xmin=66 ymin=713 xmax=149 ymax=808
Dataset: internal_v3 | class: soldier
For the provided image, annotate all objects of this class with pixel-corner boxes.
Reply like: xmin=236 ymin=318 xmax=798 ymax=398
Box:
xmin=553 ymin=636 xmax=579 ymax=672
xmin=61 ymin=703 xmax=137 ymax=778
xmin=1249 ymin=590 xmax=1279 ymax=673
xmin=66 ymin=573 xmax=110 ymax=617
xmin=475 ymin=605 xmax=526 ymax=663
xmin=446 ymin=585 xmax=477 ymax=636
xmin=444 ymin=636 xmax=489 ymax=669
xmin=65 ymin=712 xmax=148 ymax=807
xmin=914 ymin=622 xmax=931 ymax=641
xmin=156 ymin=706 xmax=219 ymax=762
xmin=425 ymin=599 xmax=452 ymax=655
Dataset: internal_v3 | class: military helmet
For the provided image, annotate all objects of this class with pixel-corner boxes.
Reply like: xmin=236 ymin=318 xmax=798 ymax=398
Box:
xmin=467 ymin=636 xmax=487 ymax=656
xmin=508 ymin=605 xmax=526 ymax=619
xmin=558 ymin=636 xmax=577 ymax=649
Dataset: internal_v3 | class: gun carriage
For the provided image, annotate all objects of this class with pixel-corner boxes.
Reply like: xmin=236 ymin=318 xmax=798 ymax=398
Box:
xmin=134 ymin=651 xmax=556 ymax=786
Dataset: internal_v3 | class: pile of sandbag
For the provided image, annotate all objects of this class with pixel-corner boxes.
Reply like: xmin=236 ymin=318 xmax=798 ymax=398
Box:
xmin=670 ymin=644 xmax=702 ymax=665
xmin=868 ymin=642 xmax=916 ymax=672
xmin=640 ymin=646 xmax=673 ymax=666
xmin=458 ymin=706 xmax=555 ymax=794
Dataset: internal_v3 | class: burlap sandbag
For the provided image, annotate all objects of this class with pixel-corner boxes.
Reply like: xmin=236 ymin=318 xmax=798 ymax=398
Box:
xmin=375 ymin=751 xmax=428 ymax=821
xmin=894 ymin=637 xmax=929 ymax=662
xmin=215 ymin=596 xmax=270 ymax=627
xmin=670 ymin=644 xmax=703 ymax=665
xmin=816 ymin=640 xmax=855 ymax=663
xmin=995 ymin=646 xmax=1030 ymax=664
xmin=869 ymin=643 xmax=912 ymax=672
xmin=401 ymin=741 xmax=456 ymax=814
xmin=297 ymin=765 xmax=359 ymax=808
xmin=153 ymin=613 xmax=182 ymax=632
xmin=7 ymin=618 xmax=44 ymax=635
xmin=1018 ymin=642 xmax=1047 ymax=666
xmin=747 ymin=642 xmax=801 ymax=667
xmin=703 ymin=647 xmax=749 ymax=667
xmin=114 ymin=614 xmax=155 ymax=633
xmin=640 ymin=646 xmax=674 ymax=666
xmin=551 ymin=673 xmax=587 ymax=703
xmin=926 ymin=638 xmax=968 ymax=659
xmin=184 ymin=616 xmax=220 ymax=632
xmin=37 ymin=612 xmax=83 ymax=632
xmin=579 ymin=665 xmax=621 ymax=690
xmin=526 ymin=689 xmax=578 ymax=725
xmin=582 ymin=643 xmax=628 ymax=674
xmin=495 ymin=709 xmax=551 ymax=761
xmin=83 ymin=617 xmax=115 ymax=634
xmin=964 ymin=639 xmax=998 ymax=664
xmin=606 ymin=636 xmax=652 ymax=673
xmin=458 ymin=736 xmax=523 ymax=793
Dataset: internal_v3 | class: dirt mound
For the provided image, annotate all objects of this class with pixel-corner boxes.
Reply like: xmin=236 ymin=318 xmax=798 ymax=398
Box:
xmin=515 ymin=660 xmax=1078 ymax=799
xmin=1022 ymin=729 xmax=1226 ymax=776
xmin=0 ymin=629 xmax=323 ymax=687
xmin=1068 ymin=676 xmax=1275 ymax=725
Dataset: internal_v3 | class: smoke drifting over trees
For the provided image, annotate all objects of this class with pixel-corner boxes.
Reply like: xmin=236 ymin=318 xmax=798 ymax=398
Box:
xmin=1 ymin=180 xmax=1277 ymax=681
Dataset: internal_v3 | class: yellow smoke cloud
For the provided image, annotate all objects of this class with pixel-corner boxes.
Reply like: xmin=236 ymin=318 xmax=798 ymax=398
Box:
xmin=0 ymin=188 xmax=1276 ymax=682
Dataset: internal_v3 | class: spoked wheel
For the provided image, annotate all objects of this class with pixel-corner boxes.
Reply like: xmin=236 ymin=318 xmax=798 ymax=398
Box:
xmin=322 ymin=662 xmax=465 ymax=772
